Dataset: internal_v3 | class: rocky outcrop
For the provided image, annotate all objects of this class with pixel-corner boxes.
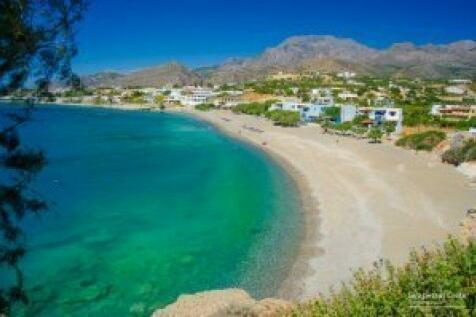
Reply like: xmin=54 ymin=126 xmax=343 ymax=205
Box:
xmin=151 ymin=289 xmax=293 ymax=317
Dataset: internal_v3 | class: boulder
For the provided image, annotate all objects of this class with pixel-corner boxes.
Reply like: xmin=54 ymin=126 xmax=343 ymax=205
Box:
xmin=151 ymin=289 xmax=293 ymax=317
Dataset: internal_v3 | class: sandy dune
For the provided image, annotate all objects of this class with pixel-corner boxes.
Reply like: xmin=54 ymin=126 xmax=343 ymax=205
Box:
xmin=189 ymin=109 xmax=476 ymax=300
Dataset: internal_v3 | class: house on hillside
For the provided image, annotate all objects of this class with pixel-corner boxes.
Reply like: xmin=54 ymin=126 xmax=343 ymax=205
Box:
xmin=449 ymin=79 xmax=472 ymax=84
xmin=431 ymin=104 xmax=476 ymax=120
xmin=337 ymin=92 xmax=358 ymax=101
xmin=337 ymin=71 xmax=356 ymax=79
xmin=445 ymin=86 xmax=467 ymax=95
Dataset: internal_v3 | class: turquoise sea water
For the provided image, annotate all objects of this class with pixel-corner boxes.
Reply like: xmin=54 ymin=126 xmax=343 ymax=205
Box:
xmin=1 ymin=105 xmax=302 ymax=316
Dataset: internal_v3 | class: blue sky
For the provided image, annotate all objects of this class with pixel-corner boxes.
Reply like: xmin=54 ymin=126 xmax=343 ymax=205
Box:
xmin=73 ymin=0 xmax=476 ymax=74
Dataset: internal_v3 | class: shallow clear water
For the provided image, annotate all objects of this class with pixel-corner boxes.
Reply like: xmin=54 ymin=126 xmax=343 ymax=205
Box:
xmin=1 ymin=105 xmax=302 ymax=316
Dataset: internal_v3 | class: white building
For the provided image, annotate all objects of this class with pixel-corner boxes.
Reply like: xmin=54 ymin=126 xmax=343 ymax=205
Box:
xmin=165 ymin=87 xmax=216 ymax=107
xmin=302 ymin=104 xmax=335 ymax=121
xmin=445 ymin=86 xmax=466 ymax=95
xmin=431 ymin=104 xmax=443 ymax=116
xmin=310 ymin=88 xmax=331 ymax=96
xmin=337 ymin=92 xmax=358 ymax=100
xmin=449 ymin=79 xmax=472 ymax=84
xmin=340 ymin=105 xmax=357 ymax=122
xmin=269 ymin=101 xmax=306 ymax=112
xmin=271 ymin=101 xmax=345 ymax=122
xmin=358 ymin=107 xmax=403 ymax=133
xmin=337 ymin=71 xmax=356 ymax=79
xmin=165 ymin=89 xmax=183 ymax=103
xmin=183 ymin=88 xmax=215 ymax=106
xmin=431 ymin=104 xmax=476 ymax=119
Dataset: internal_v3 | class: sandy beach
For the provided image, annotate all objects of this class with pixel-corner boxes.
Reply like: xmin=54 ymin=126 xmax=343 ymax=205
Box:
xmin=186 ymin=109 xmax=476 ymax=300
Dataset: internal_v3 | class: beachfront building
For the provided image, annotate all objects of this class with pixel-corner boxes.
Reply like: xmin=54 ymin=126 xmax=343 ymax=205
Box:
xmin=302 ymin=104 xmax=334 ymax=121
xmin=340 ymin=105 xmax=357 ymax=122
xmin=269 ymin=101 xmax=307 ymax=112
xmin=358 ymin=107 xmax=404 ymax=133
xmin=164 ymin=87 xmax=216 ymax=107
xmin=214 ymin=90 xmax=244 ymax=109
xmin=431 ymin=104 xmax=476 ymax=120
xmin=181 ymin=87 xmax=215 ymax=107
xmin=270 ymin=101 xmax=355 ymax=123
xmin=164 ymin=88 xmax=183 ymax=105
xmin=270 ymin=101 xmax=321 ymax=122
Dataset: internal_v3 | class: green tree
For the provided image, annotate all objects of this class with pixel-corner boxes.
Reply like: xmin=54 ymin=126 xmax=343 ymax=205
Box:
xmin=0 ymin=1 xmax=87 ymax=314
xmin=368 ymin=127 xmax=383 ymax=143
xmin=322 ymin=106 xmax=340 ymax=122
xmin=154 ymin=95 xmax=165 ymax=107
xmin=265 ymin=110 xmax=300 ymax=127
xmin=383 ymin=121 xmax=396 ymax=137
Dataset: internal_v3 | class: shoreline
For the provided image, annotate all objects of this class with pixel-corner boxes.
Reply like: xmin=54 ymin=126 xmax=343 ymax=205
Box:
xmin=179 ymin=108 xmax=321 ymax=299
xmin=26 ymin=103 xmax=476 ymax=301
xmin=179 ymin=109 xmax=476 ymax=301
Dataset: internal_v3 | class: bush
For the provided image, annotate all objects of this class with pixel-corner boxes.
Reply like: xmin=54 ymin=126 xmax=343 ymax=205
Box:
xmin=442 ymin=139 xmax=476 ymax=166
xmin=352 ymin=126 xmax=367 ymax=137
xmin=195 ymin=103 xmax=215 ymax=111
xmin=436 ymin=118 xmax=476 ymax=131
xmin=265 ymin=110 xmax=300 ymax=127
xmin=396 ymin=131 xmax=446 ymax=151
xmin=293 ymin=237 xmax=476 ymax=316
xmin=383 ymin=121 xmax=396 ymax=136
xmin=322 ymin=106 xmax=340 ymax=122
xmin=333 ymin=122 xmax=353 ymax=133
xmin=232 ymin=101 xmax=274 ymax=116
xmin=368 ymin=127 xmax=384 ymax=143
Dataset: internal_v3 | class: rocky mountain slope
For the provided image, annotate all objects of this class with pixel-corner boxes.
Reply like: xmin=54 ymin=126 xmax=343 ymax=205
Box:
xmin=81 ymin=62 xmax=202 ymax=88
xmin=210 ymin=36 xmax=476 ymax=82
xmin=81 ymin=35 xmax=476 ymax=87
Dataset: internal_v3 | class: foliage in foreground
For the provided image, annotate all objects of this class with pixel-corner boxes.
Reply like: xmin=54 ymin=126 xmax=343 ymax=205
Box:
xmin=292 ymin=237 xmax=475 ymax=316
xmin=396 ymin=131 xmax=446 ymax=151
xmin=442 ymin=139 xmax=476 ymax=166
xmin=0 ymin=0 xmax=87 ymax=93
xmin=0 ymin=106 xmax=48 ymax=314
xmin=1 ymin=0 xmax=87 ymax=313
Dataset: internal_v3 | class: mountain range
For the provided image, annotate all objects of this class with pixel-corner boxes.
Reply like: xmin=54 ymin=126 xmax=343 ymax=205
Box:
xmin=81 ymin=35 xmax=476 ymax=87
